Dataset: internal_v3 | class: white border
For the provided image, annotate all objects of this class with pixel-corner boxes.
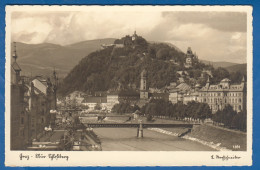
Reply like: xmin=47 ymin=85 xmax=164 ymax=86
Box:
xmin=5 ymin=5 xmax=253 ymax=166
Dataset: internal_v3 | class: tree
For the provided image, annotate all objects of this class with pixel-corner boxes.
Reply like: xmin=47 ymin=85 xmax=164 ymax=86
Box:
xmin=156 ymin=48 xmax=169 ymax=60
xmin=212 ymin=67 xmax=230 ymax=84
xmin=94 ymin=103 xmax=102 ymax=110
xmin=231 ymin=110 xmax=247 ymax=131
xmin=212 ymin=105 xmax=237 ymax=128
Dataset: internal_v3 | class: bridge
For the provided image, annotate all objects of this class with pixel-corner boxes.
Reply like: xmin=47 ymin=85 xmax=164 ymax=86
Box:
xmin=85 ymin=123 xmax=198 ymax=128
xmin=79 ymin=115 xmax=132 ymax=118
xmin=84 ymin=123 xmax=200 ymax=138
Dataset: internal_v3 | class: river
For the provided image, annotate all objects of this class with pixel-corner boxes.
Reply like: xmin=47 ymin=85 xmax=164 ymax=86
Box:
xmin=94 ymin=128 xmax=215 ymax=151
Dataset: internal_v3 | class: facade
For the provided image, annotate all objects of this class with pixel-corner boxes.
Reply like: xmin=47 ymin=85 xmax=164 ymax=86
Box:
xmin=168 ymin=82 xmax=191 ymax=104
xmin=199 ymin=77 xmax=246 ymax=113
xmin=81 ymin=96 xmax=107 ymax=110
xmin=10 ymin=43 xmax=57 ymax=149
xmin=183 ymin=91 xmax=199 ymax=104
xmin=27 ymin=77 xmax=56 ymax=140
xmin=150 ymin=92 xmax=169 ymax=101
xmin=10 ymin=44 xmax=31 ymax=150
xmin=106 ymin=92 xmax=119 ymax=111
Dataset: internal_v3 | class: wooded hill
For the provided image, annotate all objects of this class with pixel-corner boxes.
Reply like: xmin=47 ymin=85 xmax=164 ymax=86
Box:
xmin=58 ymin=35 xmax=246 ymax=96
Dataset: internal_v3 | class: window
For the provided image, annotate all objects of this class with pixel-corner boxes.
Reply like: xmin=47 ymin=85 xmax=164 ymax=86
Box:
xmin=239 ymin=105 xmax=242 ymax=110
xmin=239 ymin=98 xmax=242 ymax=103
xmin=21 ymin=117 xmax=24 ymax=124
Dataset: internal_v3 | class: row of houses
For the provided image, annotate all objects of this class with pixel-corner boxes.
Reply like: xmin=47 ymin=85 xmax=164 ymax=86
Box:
xmin=10 ymin=46 xmax=57 ymax=150
xmin=140 ymin=67 xmax=246 ymax=113
xmin=64 ymin=67 xmax=246 ymax=115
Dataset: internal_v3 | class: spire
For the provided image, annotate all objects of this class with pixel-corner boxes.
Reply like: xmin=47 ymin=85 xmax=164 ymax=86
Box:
xmin=242 ymin=76 xmax=245 ymax=82
xmin=13 ymin=42 xmax=18 ymax=61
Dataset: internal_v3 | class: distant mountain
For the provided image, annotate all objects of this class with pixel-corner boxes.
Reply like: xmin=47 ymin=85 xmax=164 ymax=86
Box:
xmin=200 ymin=60 xmax=239 ymax=68
xmin=12 ymin=38 xmax=116 ymax=77
xmin=225 ymin=63 xmax=247 ymax=75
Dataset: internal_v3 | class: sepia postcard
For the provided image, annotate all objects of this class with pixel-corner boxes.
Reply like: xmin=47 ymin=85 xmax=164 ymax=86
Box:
xmin=5 ymin=5 xmax=253 ymax=166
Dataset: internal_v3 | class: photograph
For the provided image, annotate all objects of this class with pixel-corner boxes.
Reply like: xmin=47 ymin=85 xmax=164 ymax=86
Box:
xmin=5 ymin=5 xmax=253 ymax=166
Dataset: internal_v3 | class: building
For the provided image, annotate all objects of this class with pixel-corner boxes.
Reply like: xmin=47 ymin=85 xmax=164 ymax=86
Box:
xmin=26 ymin=76 xmax=56 ymax=140
xmin=199 ymin=77 xmax=246 ymax=113
xmin=106 ymin=92 xmax=119 ymax=111
xmin=150 ymin=92 xmax=169 ymax=101
xmin=81 ymin=96 xmax=107 ymax=110
xmin=168 ymin=82 xmax=192 ymax=104
xmin=140 ymin=69 xmax=149 ymax=99
xmin=183 ymin=91 xmax=199 ymax=104
xmin=10 ymin=43 xmax=58 ymax=149
xmin=10 ymin=43 xmax=30 ymax=149
xmin=118 ymin=90 xmax=139 ymax=103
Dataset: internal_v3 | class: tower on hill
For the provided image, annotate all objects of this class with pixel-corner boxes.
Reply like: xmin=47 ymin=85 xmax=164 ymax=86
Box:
xmin=185 ymin=47 xmax=198 ymax=68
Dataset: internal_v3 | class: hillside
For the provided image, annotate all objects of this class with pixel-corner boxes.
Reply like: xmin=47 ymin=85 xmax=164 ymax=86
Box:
xmin=58 ymin=35 xmax=190 ymax=96
xmin=12 ymin=38 xmax=116 ymax=77
xmin=58 ymin=34 xmax=247 ymax=97
xmin=225 ymin=63 xmax=247 ymax=75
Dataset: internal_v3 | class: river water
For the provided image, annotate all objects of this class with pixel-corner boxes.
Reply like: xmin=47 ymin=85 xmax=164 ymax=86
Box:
xmin=94 ymin=128 xmax=215 ymax=151
xmin=81 ymin=116 xmax=215 ymax=151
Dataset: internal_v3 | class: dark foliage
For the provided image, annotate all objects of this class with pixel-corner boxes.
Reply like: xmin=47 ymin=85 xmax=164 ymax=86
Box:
xmin=212 ymin=105 xmax=246 ymax=131
xmin=141 ymin=99 xmax=212 ymax=121
xmin=112 ymin=102 xmax=139 ymax=114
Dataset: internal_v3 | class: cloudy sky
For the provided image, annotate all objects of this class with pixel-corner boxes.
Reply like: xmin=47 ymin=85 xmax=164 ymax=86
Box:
xmin=11 ymin=10 xmax=247 ymax=63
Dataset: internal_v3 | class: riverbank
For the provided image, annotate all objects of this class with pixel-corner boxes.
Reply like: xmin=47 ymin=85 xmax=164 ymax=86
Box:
xmin=83 ymin=115 xmax=247 ymax=151
xmin=188 ymin=124 xmax=246 ymax=151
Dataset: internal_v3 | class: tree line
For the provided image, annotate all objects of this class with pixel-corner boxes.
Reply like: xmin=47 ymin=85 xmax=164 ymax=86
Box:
xmin=111 ymin=99 xmax=246 ymax=132
xmin=212 ymin=105 xmax=247 ymax=131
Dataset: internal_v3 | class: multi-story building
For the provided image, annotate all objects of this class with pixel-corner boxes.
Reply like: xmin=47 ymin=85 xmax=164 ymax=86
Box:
xmin=10 ymin=43 xmax=57 ymax=148
xmin=10 ymin=43 xmax=31 ymax=150
xmin=199 ymin=77 xmax=246 ymax=113
xmin=168 ymin=82 xmax=191 ymax=104
xmin=81 ymin=96 xmax=107 ymax=110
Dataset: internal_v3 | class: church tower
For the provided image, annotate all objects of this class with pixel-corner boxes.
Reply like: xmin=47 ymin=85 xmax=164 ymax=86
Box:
xmin=11 ymin=42 xmax=21 ymax=84
xmin=140 ymin=69 xmax=149 ymax=99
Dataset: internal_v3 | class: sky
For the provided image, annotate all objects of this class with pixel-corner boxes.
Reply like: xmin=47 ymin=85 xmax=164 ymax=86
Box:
xmin=11 ymin=11 xmax=247 ymax=63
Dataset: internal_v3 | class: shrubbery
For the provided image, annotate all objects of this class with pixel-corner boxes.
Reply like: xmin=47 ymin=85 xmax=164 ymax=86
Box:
xmin=112 ymin=102 xmax=140 ymax=114
xmin=141 ymin=99 xmax=212 ymax=122
xmin=212 ymin=105 xmax=246 ymax=131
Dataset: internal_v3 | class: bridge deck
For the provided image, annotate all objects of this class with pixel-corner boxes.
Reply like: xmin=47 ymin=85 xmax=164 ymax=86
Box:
xmin=85 ymin=123 xmax=200 ymax=128
xmin=80 ymin=115 xmax=131 ymax=117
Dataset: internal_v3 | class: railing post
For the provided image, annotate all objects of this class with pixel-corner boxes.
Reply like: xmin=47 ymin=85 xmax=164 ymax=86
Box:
xmin=137 ymin=120 xmax=143 ymax=138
